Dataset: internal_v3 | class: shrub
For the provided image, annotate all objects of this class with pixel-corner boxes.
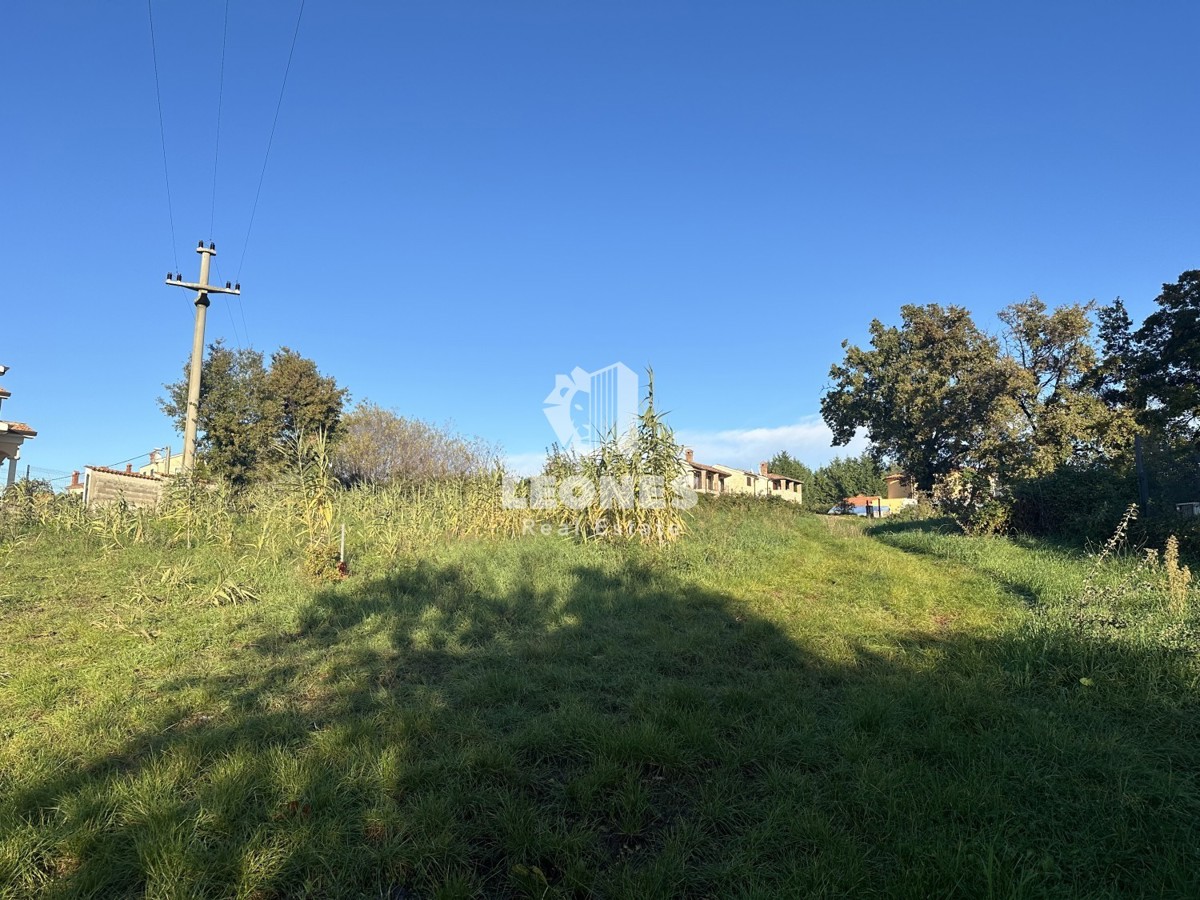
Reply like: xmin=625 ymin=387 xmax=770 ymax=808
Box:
xmin=931 ymin=470 xmax=1010 ymax=535
xmin=1009 ymin=463 xmax=1136 ymax=543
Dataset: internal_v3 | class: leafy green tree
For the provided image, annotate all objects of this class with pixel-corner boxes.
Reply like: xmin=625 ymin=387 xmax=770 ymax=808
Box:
xmin=821 ymin=304 xmax=1021 ymax=491
xmin=1092 ymin=297 xmax=1139 ymax=412
xmin=806 ymin=453 xmax=887 ymax=512
xmin=767 ymin=450 xmax=814 ymax=487
xmin=160 ymin=343 xmax=273 ymax=485
xmin=1131 ymin=271 xmax=1200 ymax=441
xmin=998 ymin=296 xmax=1135 ymax=476
xmin=161 ymin=341 xmax=348 ymax=486
xmin=266 ymin=347 xmax=349 ymax=445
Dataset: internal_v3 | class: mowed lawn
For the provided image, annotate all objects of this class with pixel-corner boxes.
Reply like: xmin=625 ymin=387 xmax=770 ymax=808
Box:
xmin=1 ymin=500 xmax=1197 ymax=898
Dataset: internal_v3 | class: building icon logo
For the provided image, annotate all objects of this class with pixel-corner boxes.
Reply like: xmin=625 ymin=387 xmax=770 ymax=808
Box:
xmin=543 ymin=362 xmax=639 ymax=452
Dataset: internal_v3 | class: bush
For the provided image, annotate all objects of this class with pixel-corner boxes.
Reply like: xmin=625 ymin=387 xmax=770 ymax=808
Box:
xmin=1009 ymin=463 xmax=1137 ymax=543
xmin=931 ymin=470 xmax=1010 ymax=535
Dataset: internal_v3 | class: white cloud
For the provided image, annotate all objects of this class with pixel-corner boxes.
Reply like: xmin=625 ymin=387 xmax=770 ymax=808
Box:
xmin=503 ymin=415 xmax=867 ymax=476
xmin=676 ymin=415 xmax=868 ymax=470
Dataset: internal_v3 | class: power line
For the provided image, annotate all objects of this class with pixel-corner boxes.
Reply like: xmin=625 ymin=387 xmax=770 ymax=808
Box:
xmin=104 ymin=451 xmax=154 ymax=470
xmin=213 ymin=258 xmax=244 ymax=350
xmin=210 ymin=0 xmax=230 ymax=243
xmin=146 ymin=0 xmax=179 ymax=273
xmin=27 ymin=466 xmax=73 ymax=482
xmin=236 ymin=0 xmax=306 ymax=283
xmin=236 ymin=287 xmax=251 ymax=349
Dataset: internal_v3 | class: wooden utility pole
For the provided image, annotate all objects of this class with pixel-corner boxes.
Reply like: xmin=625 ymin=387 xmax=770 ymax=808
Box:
xmin=165 ymin=241 xmax=241 ymax=471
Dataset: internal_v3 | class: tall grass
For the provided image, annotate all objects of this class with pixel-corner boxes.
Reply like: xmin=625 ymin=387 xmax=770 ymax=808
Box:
xmin=868 ymin=507 xmax=1200 ymax=703
xmin=5 ymin=495 xmax=1200 ymax=897
xmin=0 ymin=464 xmax=535 ymax=581
xmin=540 ymin=369 xmax=692 ymax=545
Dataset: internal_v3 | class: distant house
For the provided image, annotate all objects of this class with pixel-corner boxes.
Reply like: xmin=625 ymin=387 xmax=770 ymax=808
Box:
xmin=830 ymin=489 xmax=916 ymax=517
xmin=65 ymin=471 xmax=85 ymax=497
xmin=139 ymin=448 xmax=184 ymax=477
xmin=684 ymin=449 xmax=729 ymax=495
xmin=683 ymin=450 xmax=803 ymax=504
xmin=709 ymin=463 xmax=766 ymax=497
xmin=831 ymin=493 xmax=885 ymax=516
xmin=760 ymin=462 xmax=804 ymax=503
xmin=0 ymin=366 xmax=37 ymax=489
xmin=885 ymin=473 xmax=917 ymax=500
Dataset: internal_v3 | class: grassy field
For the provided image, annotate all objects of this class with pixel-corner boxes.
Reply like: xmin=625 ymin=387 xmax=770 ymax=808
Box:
xmin=1 ymin=497 xmax=1198 ymax=898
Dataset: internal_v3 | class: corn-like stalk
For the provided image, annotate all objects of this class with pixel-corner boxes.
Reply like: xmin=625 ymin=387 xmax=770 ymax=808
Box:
xmin=537 ymin=369 xmax=689 ymax=545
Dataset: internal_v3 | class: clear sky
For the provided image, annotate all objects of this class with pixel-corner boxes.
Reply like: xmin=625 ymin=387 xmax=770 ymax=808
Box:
xmin=4 ymin=1 xmax=1198 ymax=482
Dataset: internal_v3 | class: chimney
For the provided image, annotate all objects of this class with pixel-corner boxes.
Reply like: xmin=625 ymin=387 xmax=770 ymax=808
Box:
xmin=70 ymin=471 xmax=80 ymax=488
xmin=760 ymin=461 xmax=769 ymax=476
xmin=685 ymin=448 xmax=694 ymax=464
xmin=125 ymin=463 xmax=133 ymax=474
xmin=149 ymin=450 xmax=159 ymax=463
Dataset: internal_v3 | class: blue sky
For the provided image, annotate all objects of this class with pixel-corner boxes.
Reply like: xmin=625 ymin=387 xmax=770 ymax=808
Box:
xmin=4 ymin=1 xmax=1198 ymax=482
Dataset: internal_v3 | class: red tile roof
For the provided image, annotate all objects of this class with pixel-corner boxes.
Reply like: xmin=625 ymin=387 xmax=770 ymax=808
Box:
xmin=85 ymin=466 xmax=163 ymax=481
xmin=0 ymin=421 xmax=37 ymax=437
xmin=843 ymin=494 xmax=883 ymax=505
xmin=0 ymin=386 xmax=10 ymax=397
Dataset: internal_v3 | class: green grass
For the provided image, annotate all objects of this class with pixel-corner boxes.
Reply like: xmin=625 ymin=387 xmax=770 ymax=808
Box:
xmin=1 ymin=498 xmax=1198 ymax=897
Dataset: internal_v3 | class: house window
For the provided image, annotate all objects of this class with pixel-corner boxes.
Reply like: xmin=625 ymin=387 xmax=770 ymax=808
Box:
xmin=746 ymin=476 xmax=751 ymax=487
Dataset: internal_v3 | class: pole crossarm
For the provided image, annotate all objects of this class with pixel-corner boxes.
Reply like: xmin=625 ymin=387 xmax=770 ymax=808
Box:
xmin=165 ymin=278 xmax=241 ymax=296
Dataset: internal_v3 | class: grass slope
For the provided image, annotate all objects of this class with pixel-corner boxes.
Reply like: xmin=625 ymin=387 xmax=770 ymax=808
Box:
xmin=1 ymin=500 xmax=1197 ymax=898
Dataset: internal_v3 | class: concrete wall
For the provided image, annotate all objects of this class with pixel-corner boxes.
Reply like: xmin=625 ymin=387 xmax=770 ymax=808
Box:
xmin=85 ymin=468 xmax=165 ymax=509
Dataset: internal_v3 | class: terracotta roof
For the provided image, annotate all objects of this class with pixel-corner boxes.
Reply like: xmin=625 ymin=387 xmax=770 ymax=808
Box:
xmin=767 ymin=473 xmax=802 ymax=483
xmin=85 ymin=466 xmax=163 ymax=481
xmin=0 ymin=386 xmax=10 ymax=396
xmin=0 ymin=421 xmax=37 ymax=437
xmin=843 ymin=494 xmax=883 ymax=505
xmin=688 ymin=461 xmax=728 ymax=476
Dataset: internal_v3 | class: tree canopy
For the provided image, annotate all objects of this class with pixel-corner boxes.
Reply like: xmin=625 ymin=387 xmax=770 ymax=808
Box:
xmin=1131 ymin=271 xmax=1200 ymax=441
xmin=332 ymin=401 xmax=498 ymax=486
xmin=821 ymin=298 xmax=1142 ymax=493
xmin=160 ymin=341 xmax=348 ymax=486
xmin=820 ymin=304 xmax=1021 ymax=491
xmin=805 ymin=453 xmax=888 ymax=512
xmin=998 ymin=296 xmax=1134 ymax=477
xmin=767 ymin=451 xmax=813 ymax=486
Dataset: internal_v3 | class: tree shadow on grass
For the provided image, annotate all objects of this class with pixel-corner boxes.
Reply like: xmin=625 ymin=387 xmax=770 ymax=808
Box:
xmin=5 ymin=549 xmax=1200 ymax=898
